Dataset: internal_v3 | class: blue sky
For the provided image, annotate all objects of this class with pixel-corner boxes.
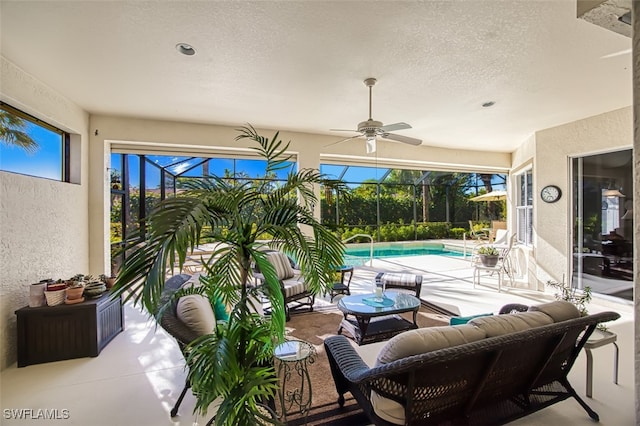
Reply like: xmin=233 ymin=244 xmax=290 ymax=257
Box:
xmin=0 ymin=121 xmax=62 ymax=180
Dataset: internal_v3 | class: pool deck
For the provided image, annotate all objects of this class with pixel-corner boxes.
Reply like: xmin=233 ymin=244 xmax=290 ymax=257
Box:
xmin=324 ymin=239 xmax=631 ymax=317
xmin=324 ymin=242 xmax=548 ymax=316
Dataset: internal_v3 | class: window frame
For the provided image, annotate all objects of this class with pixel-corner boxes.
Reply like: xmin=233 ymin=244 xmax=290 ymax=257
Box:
xmin=515 ymin=168 xmax=533 ymax=246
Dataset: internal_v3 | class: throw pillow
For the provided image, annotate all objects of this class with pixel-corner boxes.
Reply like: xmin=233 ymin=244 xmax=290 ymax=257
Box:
xmin=449 ymin=312 xmax=493 ymax=325
xmin=375 ymin=324 xmax=487 ymax=366
xmin=469 ymin=311 xmax=553 ymax=337
xmin=265 ymin=251 xmax=295 ymax=280
xmin=528 ymin=300 xmax=580 ymax=322
xmin=176 ymin=294 xmax=216 ymax=336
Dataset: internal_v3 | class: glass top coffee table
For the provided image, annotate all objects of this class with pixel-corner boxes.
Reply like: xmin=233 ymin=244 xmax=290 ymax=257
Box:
xmin=336 ymin=291 xmax=421 ymax=345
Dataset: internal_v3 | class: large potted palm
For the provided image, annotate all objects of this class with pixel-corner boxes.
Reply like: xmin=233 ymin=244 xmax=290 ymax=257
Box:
xmin=111 ymin=125 xmax=346 ymax=425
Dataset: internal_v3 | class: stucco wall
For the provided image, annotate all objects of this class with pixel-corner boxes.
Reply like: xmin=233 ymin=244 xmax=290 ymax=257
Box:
xmin=0 ymin=57 xmax=89 ymax=369
xmin=534 ymin=107 xmax=632 ymax=289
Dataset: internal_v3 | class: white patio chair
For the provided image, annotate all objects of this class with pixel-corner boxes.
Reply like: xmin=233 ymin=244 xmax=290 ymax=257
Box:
xmin=471 ymin=234 xmax=517 ymax=292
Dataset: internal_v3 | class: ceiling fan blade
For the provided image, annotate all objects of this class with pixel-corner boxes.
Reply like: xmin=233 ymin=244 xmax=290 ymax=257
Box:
xmin=325 ymin=134 xmax=362 ymax=148
xmin=330 ymin=128 xmax=359 ymax=132
xmin=381 ymin=133 xmax=422 ymax=146
xmin=380 ymin=122 xmax=411 ymax=132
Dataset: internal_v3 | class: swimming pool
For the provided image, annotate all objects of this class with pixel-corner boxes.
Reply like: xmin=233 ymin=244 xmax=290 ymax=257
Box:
xmin=344 ymin=241 xmax=464 ymax=264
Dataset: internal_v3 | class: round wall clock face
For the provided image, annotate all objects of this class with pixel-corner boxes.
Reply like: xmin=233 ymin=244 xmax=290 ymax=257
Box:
xmin=541 ymin=185 xmax=562 ymax=203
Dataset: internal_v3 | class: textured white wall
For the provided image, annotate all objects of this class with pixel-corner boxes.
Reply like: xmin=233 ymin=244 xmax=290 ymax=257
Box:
xmin=0 ymin=57 xmax=89 ymax=369
xmin=535 ymin=107 xmax=632 ymax=288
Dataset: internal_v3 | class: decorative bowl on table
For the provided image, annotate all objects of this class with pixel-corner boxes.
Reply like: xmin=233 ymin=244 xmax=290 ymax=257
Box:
xmin=84 ymin=282 xmax=107 ymax=298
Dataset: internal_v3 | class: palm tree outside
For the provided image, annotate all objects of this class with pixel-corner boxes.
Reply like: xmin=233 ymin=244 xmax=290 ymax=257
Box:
xmin=0 ymin=109 xmax=39 ymax=153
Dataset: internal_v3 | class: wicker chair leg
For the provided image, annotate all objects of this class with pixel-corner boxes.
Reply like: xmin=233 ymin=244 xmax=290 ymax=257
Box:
xmin=170 ymin=378 xmax=191 ymax=417
xmin=561 ymin=378 xmax=600 ymax=421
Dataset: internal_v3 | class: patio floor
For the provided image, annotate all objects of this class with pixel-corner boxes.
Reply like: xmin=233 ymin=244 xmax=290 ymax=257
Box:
xmin=1 ymin=253 xmax=634 ymax=425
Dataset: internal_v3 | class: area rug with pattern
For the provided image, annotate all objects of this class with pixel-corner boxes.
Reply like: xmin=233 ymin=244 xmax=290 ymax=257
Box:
xmin=283 ymin=303 xmax=450 ymax=425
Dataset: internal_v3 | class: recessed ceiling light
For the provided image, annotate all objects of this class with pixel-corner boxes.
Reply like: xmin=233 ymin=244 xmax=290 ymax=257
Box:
xmin=482 ymin=101 xmax=495 ymax=108
xmin=176 ymin=43 xmax=196 ymax=56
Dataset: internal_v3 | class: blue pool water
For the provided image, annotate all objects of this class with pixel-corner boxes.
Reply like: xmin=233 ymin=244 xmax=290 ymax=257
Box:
xmin=344 ymin=242 xmax=464 ymax=264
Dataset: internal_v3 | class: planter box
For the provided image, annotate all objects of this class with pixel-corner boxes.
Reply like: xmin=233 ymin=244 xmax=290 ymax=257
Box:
xmin=15 ymin=293 xmax=123 ymax=367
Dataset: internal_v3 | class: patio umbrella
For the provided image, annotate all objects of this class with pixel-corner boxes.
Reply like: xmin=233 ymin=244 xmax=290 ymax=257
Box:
xmin=469 ymin=190 xmax=507 ymax=202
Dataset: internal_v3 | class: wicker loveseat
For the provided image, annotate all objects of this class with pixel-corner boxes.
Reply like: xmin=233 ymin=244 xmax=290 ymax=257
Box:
xmin=324 ymin=301 xmax=620 ymax=425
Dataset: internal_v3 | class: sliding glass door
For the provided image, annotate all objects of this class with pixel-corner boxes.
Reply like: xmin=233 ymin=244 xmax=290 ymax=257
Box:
xmin=572 ymin=149 xmax=633 ymax=301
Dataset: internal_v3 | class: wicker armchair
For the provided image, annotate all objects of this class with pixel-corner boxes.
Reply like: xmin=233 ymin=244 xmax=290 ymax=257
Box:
xmin=324 ymin=305 xmax=619 ymax=425
xmin=157 ymin=274 xmax=198 ymax=417
xmin=254 ymin=250 xmax=315 ymax=320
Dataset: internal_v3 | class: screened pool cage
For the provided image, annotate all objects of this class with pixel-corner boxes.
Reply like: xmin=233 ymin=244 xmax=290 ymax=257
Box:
xmin=109 ymin=153 xmax=506 ymax=273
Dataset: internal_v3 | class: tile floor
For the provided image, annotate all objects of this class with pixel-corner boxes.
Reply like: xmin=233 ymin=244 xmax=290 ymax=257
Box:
xmin=1 ymin=253 xmax=634 ymax=425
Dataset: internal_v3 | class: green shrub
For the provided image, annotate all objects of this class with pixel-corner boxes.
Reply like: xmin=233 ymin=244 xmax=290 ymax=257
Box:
xmin=449 ymin=227 xmax=466 ymax=239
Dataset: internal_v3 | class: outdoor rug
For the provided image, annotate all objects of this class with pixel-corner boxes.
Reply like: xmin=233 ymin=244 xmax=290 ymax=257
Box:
xmin=283 ymin=303 xmax=450 ymax=425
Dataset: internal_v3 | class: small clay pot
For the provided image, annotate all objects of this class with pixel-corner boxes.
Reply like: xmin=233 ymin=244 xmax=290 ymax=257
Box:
xmin=65 ymin=286 xmax=85 ymax=301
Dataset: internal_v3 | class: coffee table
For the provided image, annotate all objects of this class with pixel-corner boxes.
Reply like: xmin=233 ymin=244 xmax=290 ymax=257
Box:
xmin=336 ymin=291 xmax=420 ymax=345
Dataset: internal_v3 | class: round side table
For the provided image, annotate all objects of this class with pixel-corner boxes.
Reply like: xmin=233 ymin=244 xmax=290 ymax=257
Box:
xmin=274 ymin=339 xmax=316 ymax=424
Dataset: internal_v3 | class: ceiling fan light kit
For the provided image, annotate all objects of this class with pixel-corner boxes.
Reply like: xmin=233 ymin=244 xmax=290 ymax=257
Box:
xmin=330 ymin=77 xmax=422 ymax=154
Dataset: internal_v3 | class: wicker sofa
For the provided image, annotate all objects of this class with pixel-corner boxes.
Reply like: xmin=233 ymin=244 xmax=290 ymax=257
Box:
xmin=324 ymin=301 xmax=619 ymax=425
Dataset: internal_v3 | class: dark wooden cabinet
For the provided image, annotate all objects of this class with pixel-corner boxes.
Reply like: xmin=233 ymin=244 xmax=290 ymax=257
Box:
xmin=15 ymin=293 xmax=124 ymax=367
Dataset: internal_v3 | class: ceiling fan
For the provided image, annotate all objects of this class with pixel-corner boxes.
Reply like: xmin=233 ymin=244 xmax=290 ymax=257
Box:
xmin=330 ymin=78 xmax=422 ymax=154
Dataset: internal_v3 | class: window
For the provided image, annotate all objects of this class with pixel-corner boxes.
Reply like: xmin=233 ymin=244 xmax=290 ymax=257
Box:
xmin=516 ymin=169 xmax=533 ymax=246
xmin=0 ymin=102 xmax=69 ymax=181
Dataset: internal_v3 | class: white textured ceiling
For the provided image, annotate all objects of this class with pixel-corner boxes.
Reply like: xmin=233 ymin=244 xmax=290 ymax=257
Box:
xmin=0 ymin=1 xmax=632 ymax=153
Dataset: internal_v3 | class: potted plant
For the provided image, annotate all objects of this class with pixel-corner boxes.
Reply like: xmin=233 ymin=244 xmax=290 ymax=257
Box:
xmin=99 ymin=273 xmax=117 ymax=289
xmin=65 ymin=278 xmax=85 ymax=302
xmin=111 ymin=125 xmax=346 ymax=425
xmin=477 ymin=245 xmax=500 ymax=267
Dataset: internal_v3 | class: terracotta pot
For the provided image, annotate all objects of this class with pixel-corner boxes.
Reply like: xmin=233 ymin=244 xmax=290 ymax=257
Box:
xmin=104 ymin=277 xmax=116 ymax=289
xmin=65 ymin=286 xmax=85 ymax=301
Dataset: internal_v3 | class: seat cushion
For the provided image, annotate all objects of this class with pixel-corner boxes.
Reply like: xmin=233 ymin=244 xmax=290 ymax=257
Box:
xmin=378 ymin=273 xmax=421 ymax=289
xmin=265 ymin=251 xmax=295 ymax=280
xmin=372 ymin=324 xmax=486 ymax=424
xmin=176 ymin=294 xmax=216 ymax=336
xmin=282 ymin=279 xmax=308 ymax=298
xmin=375 ymin=324 xmax=487 ymax=366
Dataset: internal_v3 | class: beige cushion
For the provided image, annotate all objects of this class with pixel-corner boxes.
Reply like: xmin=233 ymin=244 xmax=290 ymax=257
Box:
xmin=528 ymin=300 xmax=580 ymax=322
xmin=372 ymin=325 xmax=485 ymax=424
xmin=265 ymin=251 xmax=295 ymax=280
xmin=375 ymin=324 xmax=487 ymax=366
xmin=176 ymin=294 xmax=216 ymax=336
xmin=371 ymin=391 xmax=405 ymax=425
xmin=469 ymin=311 xmax=553 ymax=337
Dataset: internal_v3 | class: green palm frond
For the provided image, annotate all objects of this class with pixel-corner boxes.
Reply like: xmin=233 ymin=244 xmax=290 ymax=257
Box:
xmin=0 ymin=110 xmax=39 ymax=154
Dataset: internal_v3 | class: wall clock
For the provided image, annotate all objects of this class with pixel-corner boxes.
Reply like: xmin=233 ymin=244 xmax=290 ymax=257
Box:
xmin=541 ymin=185 xmax=562 ymax=203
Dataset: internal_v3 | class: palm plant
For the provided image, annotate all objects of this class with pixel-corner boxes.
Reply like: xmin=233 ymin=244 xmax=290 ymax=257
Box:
xmin=0 ymin=109 xmax=39 ymax=153
xmin=112 ymin=125 xmax=346 ymax=425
